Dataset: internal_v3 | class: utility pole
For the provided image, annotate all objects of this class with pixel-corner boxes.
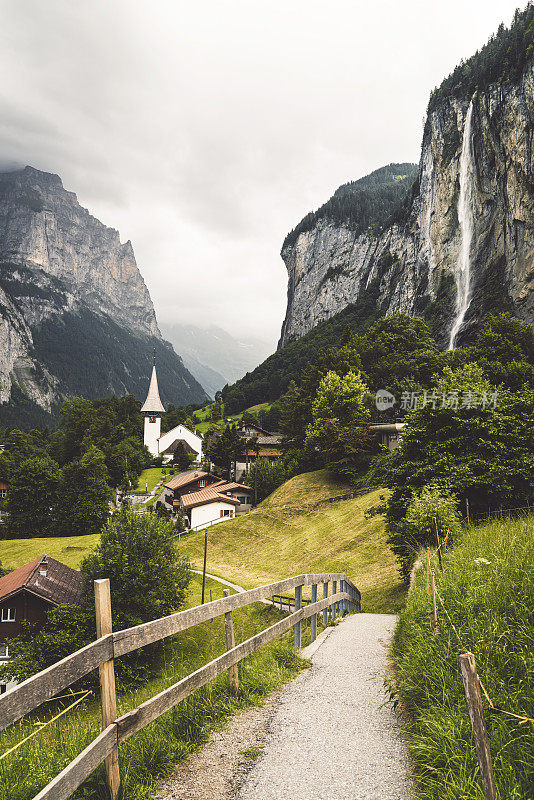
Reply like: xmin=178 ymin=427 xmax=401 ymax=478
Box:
xmin=201 ymin=527 xmax=208 ymax=604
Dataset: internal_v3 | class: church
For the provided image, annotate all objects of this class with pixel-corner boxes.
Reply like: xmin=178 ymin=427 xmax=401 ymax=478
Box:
xmin=141 ymin=359 xmax=203 ymax=462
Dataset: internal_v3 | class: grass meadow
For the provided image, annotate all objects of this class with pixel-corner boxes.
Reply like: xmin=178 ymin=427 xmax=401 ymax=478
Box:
xmin=179 ymin=470 xmax=405 ymax=613
xmin=391 ymin=516 xmax=534 ymax=799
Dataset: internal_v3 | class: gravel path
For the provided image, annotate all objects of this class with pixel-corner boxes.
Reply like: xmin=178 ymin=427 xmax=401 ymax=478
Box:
xmin=237 ymin=613 xmax=412 ymax=800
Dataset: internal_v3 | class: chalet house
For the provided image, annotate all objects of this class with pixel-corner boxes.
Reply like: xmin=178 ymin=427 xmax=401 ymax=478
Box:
xmin=235 ymin=423 xmax=284 ymax=479
xmin=164 ymin=470 xmax=223 ymax=508
xmin=369 ymin=422 xmax=405 ymax=451
xmin=166 ymin=473 xmax=253 ymax=530
xmin=0 ymin=555 xmax=84 ymax=694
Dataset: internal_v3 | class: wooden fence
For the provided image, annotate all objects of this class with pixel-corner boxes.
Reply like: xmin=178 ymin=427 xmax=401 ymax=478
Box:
xmin=0 ymin=571 xmax=360 ymax=800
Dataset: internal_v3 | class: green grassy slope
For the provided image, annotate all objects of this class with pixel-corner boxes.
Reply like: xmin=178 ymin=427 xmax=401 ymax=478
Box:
xmin=0 ymin=533 xmax=100 ymax=571
xmin=393 ymin=516 xmax=534 ymax=799
xmin=179 ymin=470 xmax=405 ymax=613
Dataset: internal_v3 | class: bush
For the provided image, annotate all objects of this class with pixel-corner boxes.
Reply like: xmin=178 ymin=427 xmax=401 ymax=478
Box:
xmin=391 ymin=485 xmax=462 ymax=579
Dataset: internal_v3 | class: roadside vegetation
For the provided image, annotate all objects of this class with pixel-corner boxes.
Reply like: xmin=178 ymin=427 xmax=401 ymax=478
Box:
xmin=391 ymin=516 xmax=534 ymax=799
xmin=0 ymin=572 xmax=307 ymax=800
xmin=179 ymin=469 xmax=405 ymax=613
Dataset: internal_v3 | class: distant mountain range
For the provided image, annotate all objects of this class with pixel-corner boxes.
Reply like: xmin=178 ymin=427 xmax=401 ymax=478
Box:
xmin=161 ymin=323 xmax=272 ymax=398
xmin=0 ymin=166 xmax=208 ymax=427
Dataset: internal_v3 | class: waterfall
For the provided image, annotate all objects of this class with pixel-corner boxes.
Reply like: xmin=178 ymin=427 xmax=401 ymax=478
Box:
xmin=448 ymin=100 xmax=475 ymax=350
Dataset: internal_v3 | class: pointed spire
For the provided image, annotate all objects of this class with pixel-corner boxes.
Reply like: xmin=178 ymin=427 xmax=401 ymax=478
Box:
xmin=141 ymin=356 xmax=165 ymax=414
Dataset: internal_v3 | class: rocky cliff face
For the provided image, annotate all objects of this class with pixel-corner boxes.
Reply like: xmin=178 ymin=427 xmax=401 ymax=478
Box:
xmin=279 ymin=62 xmax=534 ymax=350
xmin=0 ymin=167 xmax=207 ymax=424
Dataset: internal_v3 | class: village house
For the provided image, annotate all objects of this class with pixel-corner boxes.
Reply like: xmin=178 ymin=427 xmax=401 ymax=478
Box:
xmin=141 ymin=358 xmax=203 ymax=462
xmin=164 ymin=470 xmax=253 ymax=529
xmin=0 ymin=555 xmax=84 ymax=694
xmin=369 ymin=422 xmax=405 ymax=451
xmin=235 ymin=422 xmax=284 ymax=480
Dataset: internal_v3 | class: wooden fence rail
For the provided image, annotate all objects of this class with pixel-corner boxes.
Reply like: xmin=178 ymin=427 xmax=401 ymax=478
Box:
xmin=0 ymin=571 xmax=360 ymax=800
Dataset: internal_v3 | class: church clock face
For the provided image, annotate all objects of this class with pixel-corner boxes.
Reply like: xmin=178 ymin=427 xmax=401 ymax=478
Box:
xmin=149 ymin=416 xmax=157 ymax=423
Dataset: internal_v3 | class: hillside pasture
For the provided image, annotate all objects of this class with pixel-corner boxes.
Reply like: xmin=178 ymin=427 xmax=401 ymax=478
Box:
xmin=179 ymin=470 xmax=404 ymax=613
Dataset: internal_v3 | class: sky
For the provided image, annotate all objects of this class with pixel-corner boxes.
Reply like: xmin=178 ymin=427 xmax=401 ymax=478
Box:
xmin=0 ymin=0 xmax=523 ymax=348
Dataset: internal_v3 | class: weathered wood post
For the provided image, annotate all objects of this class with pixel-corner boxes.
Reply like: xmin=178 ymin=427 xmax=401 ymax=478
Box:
xmin=310 ymin=583 xmax=317 ymax=643
xmin=223 ymin=589 xmax=239 ymax=695
xmin=431 ymin=568 xmax=438 ymax=629
xmin=294 ymin=584 xmax=302 ymax=648
xmin=322 ymin=581 xmax=328 ymax=626
xmin=332 ymin=580 xmax=337 ymax=620
xmin=434 ymin=517 xmax=443 ymax=570
xmin=94 ymin=579 xmax=120 ymax=800
xmin=459 ymin=653 xmax=496 ymax=800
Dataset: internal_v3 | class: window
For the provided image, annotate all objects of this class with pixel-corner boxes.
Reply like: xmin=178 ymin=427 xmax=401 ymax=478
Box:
xmin=0 ymin=488 xmax=6 ymax=498
xmin=1 ymin=608 xmax=15 ymax=622
xmin=0 ymin=645 xmax=8 ymax=660
xmin=222 ymin=509 xmax=231 ymax=517
xmin=199 ymin=479 xmax=206 ymax=488
xmin=0 ymin=684 xmax=6 ymax=695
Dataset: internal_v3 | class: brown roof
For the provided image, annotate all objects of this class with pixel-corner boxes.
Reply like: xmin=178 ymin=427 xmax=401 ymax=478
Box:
xmin=0 ymin=555 xmax=84 ymax=607
xmin=181 ymin=488 xmax=241 ymax=510
xmin=165 ymin=471 xmax=220 ymax=491
xmin=211 ymin=480 xmax=251 ymax=491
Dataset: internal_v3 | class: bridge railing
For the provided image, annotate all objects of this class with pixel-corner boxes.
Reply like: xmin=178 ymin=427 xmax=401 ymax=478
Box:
xmin=0 ymin=572 xmax=360 ymax=800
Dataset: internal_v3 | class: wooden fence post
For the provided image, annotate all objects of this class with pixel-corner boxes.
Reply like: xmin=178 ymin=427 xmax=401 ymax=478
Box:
xmin=430 ymin=568 xmax=438 ymax=629
xmin=294 ymin=584 xmax=302 ymax=648
xmin=434 ymin=517 xmax=443 ymax=570
xmin=222 ymin=589 xmax=239 ymax=694
xmin=322 ymin=582 xmax=328 ymax=626
xmin=459 ymin=653 xmax=496 ymax=800
xmin=94 ymin=579 xmax=120 ymax=800
xmin=332 ymin=580 xmax=337 ymax=620
xmin=310 ymin=584 xmax=317 ymax=643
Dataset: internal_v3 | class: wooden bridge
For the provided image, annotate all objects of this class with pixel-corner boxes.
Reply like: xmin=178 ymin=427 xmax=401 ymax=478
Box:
xmin=0 ymin=572 xmax=360 ymax=800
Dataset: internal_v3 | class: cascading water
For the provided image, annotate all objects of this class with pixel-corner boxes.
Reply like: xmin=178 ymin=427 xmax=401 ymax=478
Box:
xmin=448 ymin=100 xmax=475 ymax=350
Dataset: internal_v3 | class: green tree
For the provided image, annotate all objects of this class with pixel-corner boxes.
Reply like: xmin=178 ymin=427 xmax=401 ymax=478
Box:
xmin=305 ymin=370 xmax=371 ymax=473
xmin=384 ymin=364 xmax=534 ymax=576
xmin=393 ymin=485 xmax=462 ymax=576
xmin=5 ymin=456 xmax=62 ymax=539
xmin=80 ymin=509 xmax=190 ymax=630
xmin=172 ymin=441 xmax=192 ymax=471
xmin=55 ymin=446 xmax=112 ymax=537
xmin=206 ymin=426 xmax=243 ymax=479
xmin=0 ymin=605 xmax=95 ymax=687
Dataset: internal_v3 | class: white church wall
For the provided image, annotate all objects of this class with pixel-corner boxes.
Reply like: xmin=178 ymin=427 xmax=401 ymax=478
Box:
xmin=158 ymin=425 xmax=202 ymax=459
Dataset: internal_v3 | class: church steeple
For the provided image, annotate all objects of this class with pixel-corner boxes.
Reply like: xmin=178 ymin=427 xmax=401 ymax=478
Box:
xmin=141 ymin=352 xmax=165 ymax=414
xmin=142 ymin=353 xmax=164 ymax=456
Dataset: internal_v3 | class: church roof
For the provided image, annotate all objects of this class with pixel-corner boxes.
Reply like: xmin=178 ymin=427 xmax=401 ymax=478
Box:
xmin=141 ymin=365 xmax=165 ymax=414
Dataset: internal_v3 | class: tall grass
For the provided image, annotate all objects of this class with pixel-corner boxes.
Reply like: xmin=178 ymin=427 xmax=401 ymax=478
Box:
xmin=0 ymin=587 xmax=308 ymax=799
xmin=391 ymin=517 xmax=534 ymax=799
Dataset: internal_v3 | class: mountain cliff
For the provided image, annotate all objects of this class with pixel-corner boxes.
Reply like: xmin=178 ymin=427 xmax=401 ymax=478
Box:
xmin=0 ymin=167 xmax=208 ymax=426
xmin=279 ymin=6 xmax=534 ymax=350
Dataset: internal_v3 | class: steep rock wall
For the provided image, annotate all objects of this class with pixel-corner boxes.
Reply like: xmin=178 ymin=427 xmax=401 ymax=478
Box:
xmin=279 ymin=62 xmax=534 ymax=349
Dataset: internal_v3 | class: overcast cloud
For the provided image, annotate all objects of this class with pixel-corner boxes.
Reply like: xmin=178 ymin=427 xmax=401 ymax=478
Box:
xmin=0 ymin=0 xmax=522 ymax=347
